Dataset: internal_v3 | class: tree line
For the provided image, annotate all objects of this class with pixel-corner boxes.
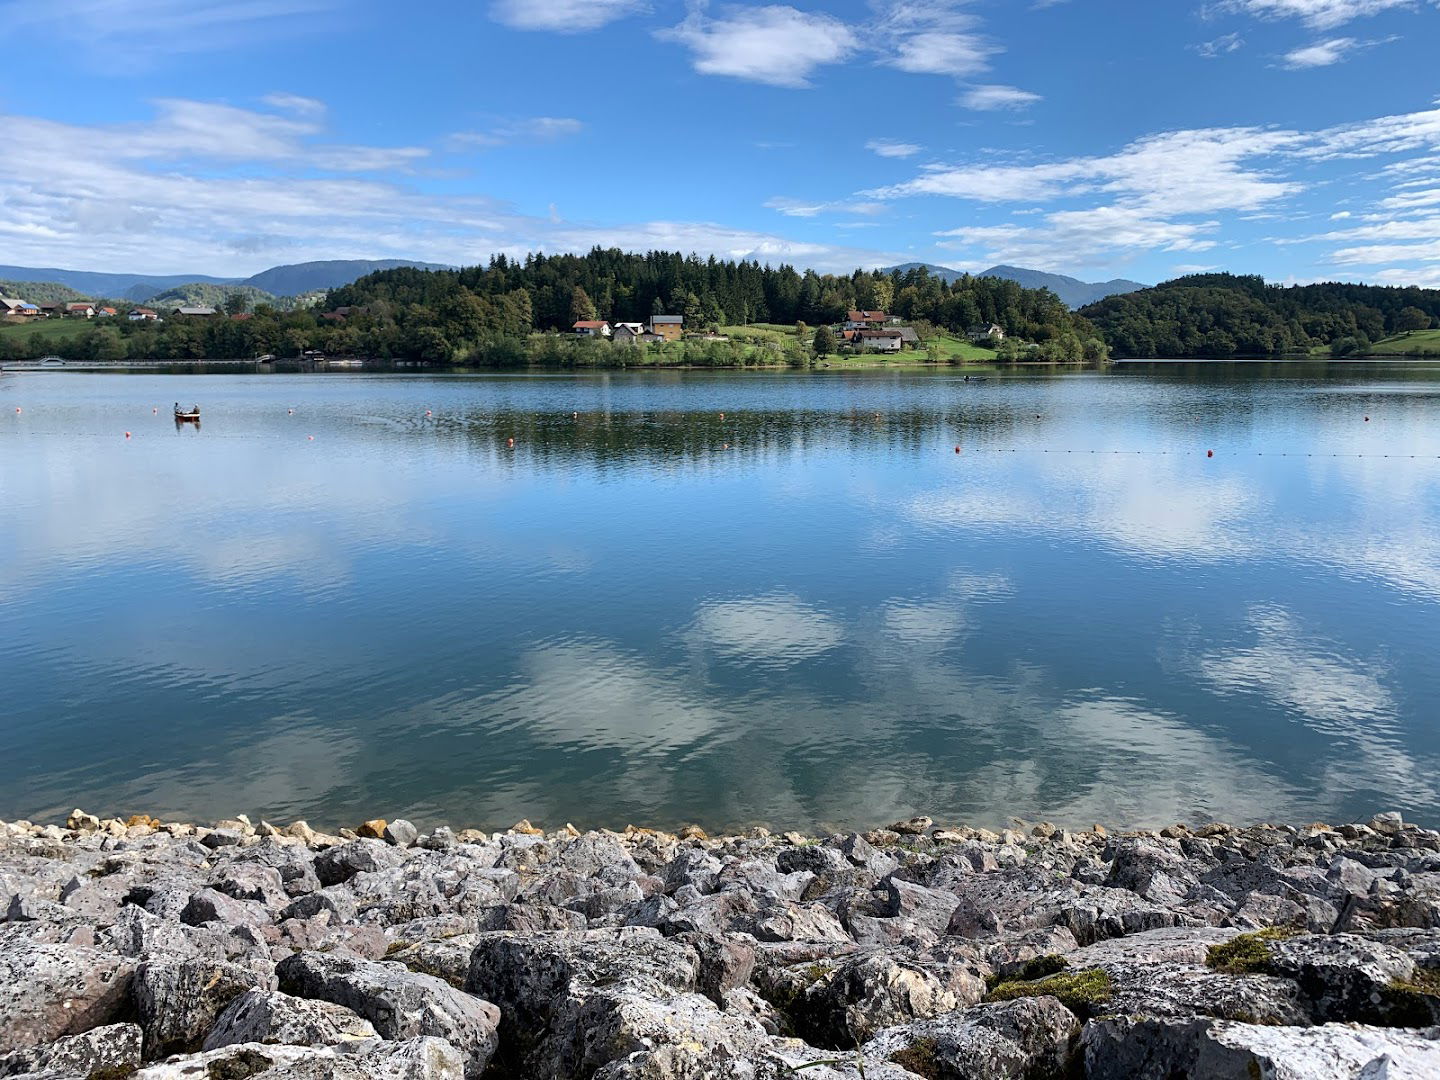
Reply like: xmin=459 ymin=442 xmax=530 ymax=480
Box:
xmin=1081 ymin=273 xmax=1440 ymax=358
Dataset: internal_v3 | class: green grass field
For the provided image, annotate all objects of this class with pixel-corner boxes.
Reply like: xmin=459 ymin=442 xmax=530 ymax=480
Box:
xmin=1365 ymin=330 xmax=1440 ymax=356
xmin=0 ymin=317 xmax=97 ymax=343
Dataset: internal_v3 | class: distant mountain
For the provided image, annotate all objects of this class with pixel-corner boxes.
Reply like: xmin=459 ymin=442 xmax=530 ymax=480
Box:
xmin=0 ymin=279 xmax=92 ymax=305
xmin=238 ymin=259 xmax=451 ymax=296
xmin=882 ymin=262 xmax=1146 ymax=309
xmin=0 ymin=259 xmax=450 ymax=303
xmin=144 ymin=283 xmax=277 ymax=310
xmin=979 ymin=265 xmax=1146 ymax=309
xmin=885 ymin=262 xmax=969 ymax=284
xmin=0 ymin=265 xmax=234 ymax=300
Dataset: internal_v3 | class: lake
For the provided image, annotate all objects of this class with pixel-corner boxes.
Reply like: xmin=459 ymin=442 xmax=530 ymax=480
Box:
xmin=3 ymin=364 xmax=1439 ymax=833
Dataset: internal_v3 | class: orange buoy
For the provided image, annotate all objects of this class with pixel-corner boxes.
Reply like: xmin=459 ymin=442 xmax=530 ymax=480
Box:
xmin=1207 ymin=450 xmax=1214 ymax=458
xmin=13 ymin=407 xmax=19 ymax=414
xmin=955 ymin=446 xmax=962 ymax=453
xmin=719 ymin=412 xmax=725 ymax=420
xmin=124 ymin=431 xmax=131 ymax=439
xmin=723 ymin=443 xmax=729 ymax=450
xmin=307 ymin=435 xmax=314 ymax=441
xmin=425 ymin=409 xmax=432 ymax=417
xmin=507 ymin=437 xmax=515 ymax=447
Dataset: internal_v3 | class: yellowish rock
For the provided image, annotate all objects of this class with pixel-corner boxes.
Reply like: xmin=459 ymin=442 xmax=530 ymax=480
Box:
xmin=356 ymin=819 xmax=388 ymax=839
xmin=510 ymin=819 xmax=543 ymax=836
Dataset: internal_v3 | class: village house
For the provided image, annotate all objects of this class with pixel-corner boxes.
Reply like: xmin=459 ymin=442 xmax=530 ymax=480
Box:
xmin=896 ymin=327 xmax=920 ymax=346
xmin=855 ymin=329 xmax=904 ymax=353
xmin=65 ymin=302 xmax=96 ymax=318
xmin=172 ymin=305 xmax=218 ymax=317
xmin=572 ymin=320 xmax=611 ymax=338
xmin=612 ymin=324 xmax=642 ymax=345
xmin=128 ymin=308 xmax=158 ymax=321
xmin=648 ymin=315 xmax=683 ymax=342
xmin=967 ymin=323 xmax=1006 ymax=343
xmin=97 ymin=307 xmax=117 ymax=317
xmin=0 ymin=297 xmax=41 ymax=319
xmin=38 ymin=302 xmax=64 ymax=317
xmin=845 ymin=310 xmax=895 ymax=330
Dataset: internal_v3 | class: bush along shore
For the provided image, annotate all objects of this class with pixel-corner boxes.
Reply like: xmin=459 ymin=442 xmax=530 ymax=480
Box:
xmin=2 ymin=810 xmax=1439 ymax=1079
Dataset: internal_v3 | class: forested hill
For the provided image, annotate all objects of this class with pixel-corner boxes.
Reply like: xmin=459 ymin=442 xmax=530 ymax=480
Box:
xmin=1081 ymin=273 xmax=1440 ymax=358
xmin=327 ymin=250 xmax=1096 ymax=344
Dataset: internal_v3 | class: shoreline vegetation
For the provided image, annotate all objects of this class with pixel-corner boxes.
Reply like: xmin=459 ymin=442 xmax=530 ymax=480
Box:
xmin=3 ymin=808 xmax=1439 ymax=1078
xmin=3 ymin=254 xmax=1439 ymax=370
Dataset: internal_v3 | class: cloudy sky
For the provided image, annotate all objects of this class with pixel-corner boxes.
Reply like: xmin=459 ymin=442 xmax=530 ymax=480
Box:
xmin=2 ymin=0 xmax=1438 ymax=284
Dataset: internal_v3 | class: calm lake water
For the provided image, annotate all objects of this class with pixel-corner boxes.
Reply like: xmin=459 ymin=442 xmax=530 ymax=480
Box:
xmin=4 ymin=365 xmax=1440 ymax=833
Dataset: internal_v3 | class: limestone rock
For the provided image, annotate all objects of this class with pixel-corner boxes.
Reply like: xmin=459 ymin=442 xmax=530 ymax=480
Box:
xmin=1083 ymin=1017 xmax=1440 ymax=1080
xmin=132 ymin=1036 xmax=464 ymax=1079
xmin=0 ymin=942 xmax=134 ymax=1052
xmin=203 ymin=988 xmax=378 ymax=1050
xmin=133 ymin=957 xmax=274 ymax=1059
xmin=0 ymin=1022 xmax=142 ymax=1079
xmin=276 ymin=951 xmax=498 ymax=1078
xmin=863 ymin=996 xmax=1080 ymax=1080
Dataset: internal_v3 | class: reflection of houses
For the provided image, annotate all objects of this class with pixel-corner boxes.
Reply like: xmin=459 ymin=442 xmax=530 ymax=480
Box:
xmin=845 ymin=310 xmax=896 ymax=330
xmin=648 ymin=315 xmax=683 ymax=342
xmin=128 ymin=308 xmax=159 ymax=321
xmin=855 ymin=329 xmax=903 ymax=353
xmin=66 ymin=302 xmax=96 ymax=318
xmin=967 ymin=323 xmax=1006 ymax=343
xmin=572 ymin=320 xmax=611 ymax=337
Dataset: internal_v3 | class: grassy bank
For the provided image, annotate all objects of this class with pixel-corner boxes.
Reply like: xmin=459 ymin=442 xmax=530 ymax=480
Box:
xmin=1365 ymin=330 xmax=1440 ymax=357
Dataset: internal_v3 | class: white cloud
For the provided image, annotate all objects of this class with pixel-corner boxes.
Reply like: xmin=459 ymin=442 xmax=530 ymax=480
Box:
xmin=1217 ymin=0 xmax=1421 ymax=30
xmin=1 ymin=0 xmax=338 ymax=64
xmin=866 ymin=139 xmax=923 ymax=159
xmin=0 ymin=99 xmax=903 ymax=276
xmin=262 ymin=92 xmax=327 ymax=116
xmin=874 ymin=0 xmax=997 ymax=77
xmin=449 ymin=117 xmax=585 ymax=149
xmin=657 ymin=5 xmax=859 ymax=88
xmin=489 ymin=0 xmax=645 ymax=32
xmin=1195 ymin=32 xmax=1246 ymax=57
xmin=959 ymin=84 xmax=1042 ymax=111
xmin=691 ymin=593 xmax=845 ymax=668
xmin=1281 ymin=37 xmax=1367 ymax=67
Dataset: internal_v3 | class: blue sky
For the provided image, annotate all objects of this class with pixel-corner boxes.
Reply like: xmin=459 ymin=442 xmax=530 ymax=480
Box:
xmin=2 ymin=0 xmax=1438 ymax=285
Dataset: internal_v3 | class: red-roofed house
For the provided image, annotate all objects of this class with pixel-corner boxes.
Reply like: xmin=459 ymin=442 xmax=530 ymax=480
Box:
xmin=855 ymin=329 xmax=903 ymax=353
xmin=845 ymin=310 xmax=892 ymax=330
xmin=572 ymin=320 xmax=611 ymax=338
xmin=66 ymin=302 xmax=96 ymax=318
xmin=128 ymin=308 xmax=158 ymax=321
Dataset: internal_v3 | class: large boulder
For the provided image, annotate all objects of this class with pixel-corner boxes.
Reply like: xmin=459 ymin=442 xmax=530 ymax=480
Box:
xmin=863 ymin=996 xmax=1080 ymax=1080
xmin=203 ymin=988 xmax=378 ymax=1050
xmin=313 ymin=839 xmax=403 ymax=886
xmin=133 ymin=957 xmax=275 ymax=1059
xmin=0 ymin=942 xmax=134 ymax=1052
xmin=465 ymin=928 xmax=700 ymax=1077
xmin=276 ymin=951 xmax=498 ymax=1078
xmin=0 ymin=1023 xmax=142 ymax=1079
xmin=132 ymin=1036 xmax=464 ymax=1079
xmin=1082 ymin=1017 xmax=1440 ymax=1080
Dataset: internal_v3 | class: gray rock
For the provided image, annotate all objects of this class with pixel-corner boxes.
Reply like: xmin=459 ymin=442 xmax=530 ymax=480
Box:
xmin=281 ymin=886 xmax=358 ymax=923
xmin=864 ymin=996 xmax=1080 ymax=1080
xmin=314 ymin=839 xmax=403 ymax=886
xmin=386 ymin=939 xmax=478 ymax=988
xmin=134 ymin=957 xmax=274 ymax=1059
xmin=132 ymin=1036 xmax=465 ymax=1079
xmin=384 ymin=820 xmax=420 ymax=848
xmin=465 ymin=927 xmax=699 ymax=1077
xmin=1083 ymin=1017 xmax=1440 ymax=1080
xmin=476 ymin=902 xmax=586 ymax=933
xmin=1268 ymin=932 xmax=1432 ymax=1024
xmin=276 ymin=951 xmax=498 ymax=1078
xmin=0 ymin=1022 xmax=142 ymax=1079
xmin=203 ymin=988 xmax=378 ymax=1050
xmin=209 ymin=863 xmax=288 ymax=908
xmin=181 ymin=887 xmax=271 ymax=928
xmin=883 ymin=878 xmax=961 ymax=937
xmin=787 ymin=952 xmax=989 ymax=1048
xmin=0 ymin=942 xmax=134 ymax=1052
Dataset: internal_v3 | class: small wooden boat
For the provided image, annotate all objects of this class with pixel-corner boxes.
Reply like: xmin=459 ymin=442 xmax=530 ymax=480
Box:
xmin=174 ymin=405 xmax=201 ymax=421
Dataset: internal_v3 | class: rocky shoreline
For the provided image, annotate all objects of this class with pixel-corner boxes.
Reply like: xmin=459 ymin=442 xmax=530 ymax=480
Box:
xmin=2 ymin=809 xmax=1439 ymax=1079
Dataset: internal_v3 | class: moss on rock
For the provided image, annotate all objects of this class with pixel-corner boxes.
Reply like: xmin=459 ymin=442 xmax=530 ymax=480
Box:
xmin=985 ymin=967 xmax=1112 ymax=1019
xmin=1205 ymin=928 xmax=1295 ymax=975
